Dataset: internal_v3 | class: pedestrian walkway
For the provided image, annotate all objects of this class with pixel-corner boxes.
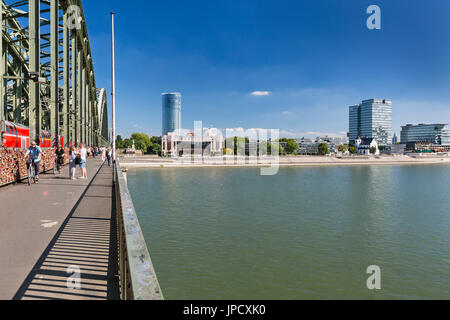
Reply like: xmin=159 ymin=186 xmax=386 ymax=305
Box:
xmin=0 ymin=159 xmax=119 ymax=300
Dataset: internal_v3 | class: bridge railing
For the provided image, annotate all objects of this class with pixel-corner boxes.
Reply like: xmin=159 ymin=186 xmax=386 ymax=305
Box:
xmin=114 ymin=159 xmax=164 ymax=300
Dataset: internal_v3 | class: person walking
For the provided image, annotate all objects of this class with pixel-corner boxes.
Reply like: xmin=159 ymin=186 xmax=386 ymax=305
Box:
xmin=106 ymin=147 xmax=112 ymax=166
xmin=69 ymin=146 xmax=77 ymax=180
xmin=101 ymin=146 xmax=106 ymax=162
xmin=79 ymin=144 xmax=88 ymax=179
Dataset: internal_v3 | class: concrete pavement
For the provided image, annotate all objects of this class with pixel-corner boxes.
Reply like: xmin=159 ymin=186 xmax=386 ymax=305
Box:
xmin=0 ymin=159 xmax=119 ymax=300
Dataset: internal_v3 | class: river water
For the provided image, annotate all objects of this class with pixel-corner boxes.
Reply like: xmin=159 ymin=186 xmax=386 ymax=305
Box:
xmin=127 ymin=165 xmax=450 ymax=299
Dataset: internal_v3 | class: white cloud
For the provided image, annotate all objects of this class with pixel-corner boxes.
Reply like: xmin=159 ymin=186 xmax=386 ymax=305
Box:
xmin=250 ymin=91 xmax=271 ymax=97
xmin=281 ymin=111 xmax=293 ymax=116
xmin=279 ymin=130 xmax=306 ymax=138
xmin=279 ymin=130 xmax=347 ymax=139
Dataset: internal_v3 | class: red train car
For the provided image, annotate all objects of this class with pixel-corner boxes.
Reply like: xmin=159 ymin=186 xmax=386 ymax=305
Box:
xmin=0 ymin=121 xmax=30 ymax=149
xmin=0 ymin=121 xmax=63 ymax=149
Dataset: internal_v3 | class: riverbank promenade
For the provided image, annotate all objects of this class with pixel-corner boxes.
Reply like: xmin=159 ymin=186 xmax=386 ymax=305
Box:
xmin=0 ymin=159 xmax=120 ymax=300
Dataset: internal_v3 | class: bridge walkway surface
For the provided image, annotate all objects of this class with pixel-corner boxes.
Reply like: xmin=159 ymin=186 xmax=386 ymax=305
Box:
xmin=0 ymin=159 xmax=120 ymax=300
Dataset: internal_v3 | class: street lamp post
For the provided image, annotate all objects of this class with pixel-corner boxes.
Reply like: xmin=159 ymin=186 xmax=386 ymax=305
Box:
xmin=111 ymin=12 xmax=116 ymax=163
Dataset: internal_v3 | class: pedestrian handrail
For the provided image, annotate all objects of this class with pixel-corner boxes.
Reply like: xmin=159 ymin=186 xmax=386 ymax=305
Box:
xmin=114 ymin=159 xmax=164 ymax=300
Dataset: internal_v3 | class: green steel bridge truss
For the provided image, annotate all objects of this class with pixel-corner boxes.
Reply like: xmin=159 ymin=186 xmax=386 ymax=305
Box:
xmin=0 ymin=0 xmax=109 ymax=147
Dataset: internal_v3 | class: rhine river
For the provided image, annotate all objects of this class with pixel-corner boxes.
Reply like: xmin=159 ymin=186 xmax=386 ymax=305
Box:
xmin=126 ymin=165 xmax=450 ymax=299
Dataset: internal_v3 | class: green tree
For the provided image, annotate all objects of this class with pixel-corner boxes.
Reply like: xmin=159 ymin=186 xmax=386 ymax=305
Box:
xmin=150 ymin=136 xmax=159 ymax=144
xmin=236 ymin=137 xmax=247 ymax=155
xmin=285 ymin=139 xmax=299 ymax=155
xmin=265 ymin=142 xmax=272 ymax=155
xmin=348 ymin=146 xmax=357 ymax=154
xmin=278 ymin=144 xmax=285 ymax=156
xmin=147 ymin=143 xmax=161 ymax=155
xmin=116 ymin=135 xmax=124 ymax=148
xmin=338 ymin=145 xmax=347 ymax=153
xmin=225 ymin=137 xmax=246 ymax=155
xmin=318 ymin=143 xmax=330 ymax=155
xmin=370 ymin=146 xmax=377 ymax=155
xmin=223 ymin=148 xmax=234 ymax=155
xmin=268 ymin=143 xmax=284 ymax=155
xmin=130 ymin=133 xmax=152 ymax=151
xmin=123 ymin=138 xmax=132 ymax=148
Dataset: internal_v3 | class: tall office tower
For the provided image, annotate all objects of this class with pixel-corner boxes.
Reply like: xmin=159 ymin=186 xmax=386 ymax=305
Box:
xmin=162 ymin=92 xmax=182 ymax=136
xmin=348 ymin=99 xmax=392 ymax=147
xmin=349 ymin=105 xmax=361 ymax=143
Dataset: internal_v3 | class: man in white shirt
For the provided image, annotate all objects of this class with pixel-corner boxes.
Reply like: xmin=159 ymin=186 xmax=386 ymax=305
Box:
xmin=79 ymin=144 xmax=88 ymax=179
xmin=101 ymin=146 xmax=106 ymax=162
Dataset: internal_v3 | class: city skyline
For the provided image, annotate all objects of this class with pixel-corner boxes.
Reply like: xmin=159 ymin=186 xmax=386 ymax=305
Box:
xmin=82 ymin=0 xmax=450 ymax=138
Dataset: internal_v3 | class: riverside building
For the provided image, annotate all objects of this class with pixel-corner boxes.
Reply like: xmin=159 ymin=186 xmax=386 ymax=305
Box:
xmin=400 ymin=123 xmax=450 ymax=153
xmin=349 ymin=99 xmax=393 ymax=148
xmin=400 ymin=124 xmax=450 ymax=145
xmin=162 ymin=128 xmax=224 ymax=157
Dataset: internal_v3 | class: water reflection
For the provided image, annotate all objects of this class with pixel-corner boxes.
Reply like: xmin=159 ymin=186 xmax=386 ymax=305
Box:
xmin=127 ymin=166 xmax=450 ymax=300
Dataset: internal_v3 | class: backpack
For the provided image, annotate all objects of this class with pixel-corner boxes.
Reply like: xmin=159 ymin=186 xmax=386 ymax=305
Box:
xmin=75 ymin=154 xmax=81 ymax=165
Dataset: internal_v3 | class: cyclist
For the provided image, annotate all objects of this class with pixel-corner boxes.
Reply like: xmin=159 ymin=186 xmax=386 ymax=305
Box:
xmin=25 ymin=141 xmax=42 ymax=182
xmin=55 ymin=144 xmax=65 ymax=172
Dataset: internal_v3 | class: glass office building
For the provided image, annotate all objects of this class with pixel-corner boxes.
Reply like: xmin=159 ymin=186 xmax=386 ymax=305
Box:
xmin=348 ymin=99 xmax=392 ymax=147
xmin=162 ymin=93 xmax=182 ymax=136
xmin=400 ymin=124 xmax=450 ymax=145
xmin=349 ymin=105 xmax=361 ymax=143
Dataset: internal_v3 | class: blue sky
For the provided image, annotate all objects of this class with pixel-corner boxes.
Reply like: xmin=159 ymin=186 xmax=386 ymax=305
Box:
xmin=83 ymin=0 xmax=450 ymax=138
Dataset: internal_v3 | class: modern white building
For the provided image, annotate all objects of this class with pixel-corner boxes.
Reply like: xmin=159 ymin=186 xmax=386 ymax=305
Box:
xmin=316 ymin=136 xmax=349 ymax=146
xmin=162 ymin=128 xmax=224 ymax=157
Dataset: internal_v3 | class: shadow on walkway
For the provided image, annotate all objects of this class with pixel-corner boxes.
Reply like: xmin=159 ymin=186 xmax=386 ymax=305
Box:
xmin=12 ymin=164 xmax=120 ymax=300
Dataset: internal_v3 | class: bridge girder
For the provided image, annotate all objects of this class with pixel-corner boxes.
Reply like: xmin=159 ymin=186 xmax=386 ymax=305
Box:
xmin=1 ymin=0 xmax=109 ymax=147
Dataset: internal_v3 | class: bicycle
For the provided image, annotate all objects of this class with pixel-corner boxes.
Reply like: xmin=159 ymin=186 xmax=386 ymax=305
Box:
xmin=28 ymin=162 xmax=36 ymax=186
xmin=54 ymin=157 xmax=63 ymax=175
